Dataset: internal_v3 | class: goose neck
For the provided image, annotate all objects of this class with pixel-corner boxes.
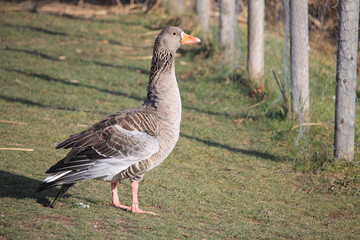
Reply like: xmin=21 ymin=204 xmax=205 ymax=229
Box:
xmin=146 ymin=48 xmax=179 ymax=105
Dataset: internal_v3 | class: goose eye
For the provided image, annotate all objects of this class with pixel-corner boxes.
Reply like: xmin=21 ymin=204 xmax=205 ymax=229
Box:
xmin=173 ymin=32 xmax=176 ymax=35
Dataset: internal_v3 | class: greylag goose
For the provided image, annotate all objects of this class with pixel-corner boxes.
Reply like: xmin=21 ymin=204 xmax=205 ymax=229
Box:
xmin=37 ymin=26 xmax=200 ymax=215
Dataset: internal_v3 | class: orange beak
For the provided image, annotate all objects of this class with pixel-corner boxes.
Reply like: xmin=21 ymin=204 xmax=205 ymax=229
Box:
xmin=181 ymin=32 xmax=201 ymax=45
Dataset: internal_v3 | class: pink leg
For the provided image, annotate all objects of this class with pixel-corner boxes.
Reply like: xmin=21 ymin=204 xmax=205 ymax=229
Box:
xmin=130 ymin=181 xmax=158 ymax=215
xmin=111 ymin=182 xmax=131 ymax=210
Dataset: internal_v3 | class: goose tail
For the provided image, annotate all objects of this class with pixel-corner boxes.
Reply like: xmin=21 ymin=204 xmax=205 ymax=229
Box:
xmin=50 ymin=184 xmax=74 ymax=208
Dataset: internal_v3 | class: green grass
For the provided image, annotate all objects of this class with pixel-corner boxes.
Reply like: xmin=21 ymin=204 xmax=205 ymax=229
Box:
xmin=0 ymin=7 xmax=359 ymax=240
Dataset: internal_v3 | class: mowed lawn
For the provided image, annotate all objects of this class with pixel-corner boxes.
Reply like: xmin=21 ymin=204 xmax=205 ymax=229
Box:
xmin=0 ymin=8 xmax=359 ymax=240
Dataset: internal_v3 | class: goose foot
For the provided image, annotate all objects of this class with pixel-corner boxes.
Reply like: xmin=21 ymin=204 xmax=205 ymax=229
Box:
xmin=110 ymin=181 xmax=158 ymax=215
xmin=112 ymin=203 xmax=158 ymax=215
xmin=131 ymin=208 xmax=158 ymax=215
xmin=130 ymin=202 xmax=158 ymax=215
xmin=130 ymin=181 xmax=158 ymax=215
xmin=111 ymin=203 xmax=131 ymax=210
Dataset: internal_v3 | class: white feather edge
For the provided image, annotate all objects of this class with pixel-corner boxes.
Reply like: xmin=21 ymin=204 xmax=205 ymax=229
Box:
xmin=43 ymin=170 xmax=72 ymax=183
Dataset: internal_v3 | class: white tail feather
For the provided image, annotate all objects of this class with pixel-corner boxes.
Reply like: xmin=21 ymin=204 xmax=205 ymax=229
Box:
xmin=43 ymin=171 xmax=71 ymax=183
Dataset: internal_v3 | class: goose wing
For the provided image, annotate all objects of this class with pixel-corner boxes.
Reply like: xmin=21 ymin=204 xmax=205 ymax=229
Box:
xmin=38 ymin=109 xmax=159 ymax=190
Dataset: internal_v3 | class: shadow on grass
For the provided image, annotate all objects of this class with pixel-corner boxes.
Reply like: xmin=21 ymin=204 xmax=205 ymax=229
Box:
xmin=57 ymin=13 xmax=118 ymax=22
xmin=185 ymin=106 xmax=238 ymax=118
xmin=185 ymin=106 xmax=264 ymax=123
xmin=1 ymin=67 xmax=143 ymax=102
xmin=2 ymin=23 xmax=124 ymax=46
xmin=0 ymin=170 xmax=58 ymax=207
xmin=181 ymin=133 xmax=283 ymax=162
xmin=2 ymin=23 xmax=67 ymax=36
xmin=0 ymin=95 xmax=110 ymax=115
xmin=3 ymin=47 xmax=62 ymax=61
xmin=52 ymin=13 xmax=141 ymax=26
xmin=0 ymin=170 xmax=115 ymax=207
xmin=92 ymin=61 xmax=149 ymax=75
xmin=1 ymin=48 xmax=150 ymax=75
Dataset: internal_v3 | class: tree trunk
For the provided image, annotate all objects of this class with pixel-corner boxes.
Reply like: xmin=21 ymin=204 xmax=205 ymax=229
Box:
xmin=289 ymin=0 xmax=310 ymax=122
xmin=219 ymin=0 xmax=236 ymax=61
xmin=247 ymin=0 xmax=264 ymax=87
xmin=334 ymin=0 xmax=359 ymax=161
xmin=196 ymin=0 xmax=210 ymax=37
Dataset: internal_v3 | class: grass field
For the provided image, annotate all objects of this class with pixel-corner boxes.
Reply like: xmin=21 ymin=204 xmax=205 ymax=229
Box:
xmin=0 ymin=7 xmax=359 ymax=240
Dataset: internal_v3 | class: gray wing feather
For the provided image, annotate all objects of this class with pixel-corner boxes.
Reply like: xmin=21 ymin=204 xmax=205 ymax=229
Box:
xmin=42 ymin=108 xmax=160 ymax=186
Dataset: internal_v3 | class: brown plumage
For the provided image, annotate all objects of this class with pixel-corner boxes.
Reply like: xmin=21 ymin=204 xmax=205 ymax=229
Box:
xmin=37 ymin=26 xmax=200 ymax=214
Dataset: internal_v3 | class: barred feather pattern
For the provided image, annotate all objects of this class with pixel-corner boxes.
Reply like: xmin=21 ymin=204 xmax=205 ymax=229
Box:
xmin=147 ymin=38 xmax=175 ymax=103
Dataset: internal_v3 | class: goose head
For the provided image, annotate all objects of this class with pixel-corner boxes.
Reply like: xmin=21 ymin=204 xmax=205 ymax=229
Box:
xmin=156 ymin=26 xmax=201 ymax=53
